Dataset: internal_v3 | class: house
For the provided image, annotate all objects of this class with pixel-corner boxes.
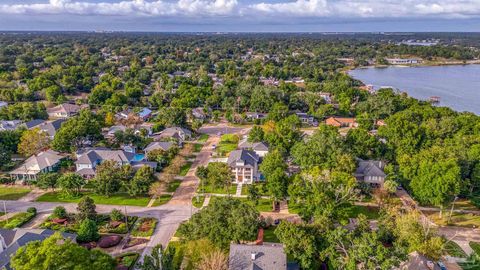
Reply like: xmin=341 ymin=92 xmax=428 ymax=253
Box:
xmin=0 ymin=228 xmax=76 ymax=270
xmin=295 ymin=112 xmax=318 ymax=126
xmin=105 ymin=125 xmax=127 ymax=138
xmin=35 ymin=119 xmax=65 ymax=139
xmin=0 ymin=120 xmax=23 ymax=131
xmin=138 ymin=108 xmax=152 ymax=120
xmin=238 ymin=138 xmax=269 ymax=157
xmin=151 ymin=127 xmax=192 ymax=143
xmin=318 ymin=92 xmax=332 ymax=104
xmin=23 ymin=119 xmax=45 ymax=129
xmin=144 ymin=141 xmax=175 ymax=154
xmin=325 ymin=117 xmax=358 ymax=128
xmin=9 ymin=150 xmax=64 ymax=182
xmin=229 ymin=243 xmax=287 ymax=270
xmin=354 ymin=159 xmax=387 ymax=187
xmin=191 ymin=107 xmax=208 ymax=120
xmin=105 ymin=124 xmax=153 ymax=139
xmin=75 ymin=148 xmax=156 ymax=178
xmin=47 ymin=103 xmax=81 ymax=119
xmin=246 ymin=112 xmax=268 ymax=121
xmin=386 ymin=58 xmax=422 ymax=65
xmin=227 ymin=150 xmax=260 ymax=184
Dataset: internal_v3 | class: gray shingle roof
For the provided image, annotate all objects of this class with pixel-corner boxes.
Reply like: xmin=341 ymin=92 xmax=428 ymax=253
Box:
xmin=76 ymin=148 xmax=135 ymax=165
xmin=229 ymin=243 xmax=287 ymax=270
xmin=227 ymin=150 xmax=259 ymax=168
xmin=24 ymin=119 xmax=45 ymax=129
xmin=37 ymin=119 xmax=66 ymax=138
xmin=238 ymin=140 xmax=269 ymax=152
xmin=144 ymin=141 xmax=174 ymax=152
xmin=355 ymin=159 xmax=386 ymax=178
xmin=10 ymin=150 xmax=63 ymax=175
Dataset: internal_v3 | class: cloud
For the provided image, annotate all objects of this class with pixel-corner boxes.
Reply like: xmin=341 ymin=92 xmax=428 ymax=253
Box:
xmin=248 ymin=0 xmax=480 ymax=19
xmin=1 ymin=0 xmax=480 ymax=20
xmin=0 ymin=0 xmax=238 ymax=17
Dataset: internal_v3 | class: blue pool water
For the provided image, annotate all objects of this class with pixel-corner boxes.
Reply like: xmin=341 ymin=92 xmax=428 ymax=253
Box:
xmin=133 ymin=154 xmax=145 ymax=162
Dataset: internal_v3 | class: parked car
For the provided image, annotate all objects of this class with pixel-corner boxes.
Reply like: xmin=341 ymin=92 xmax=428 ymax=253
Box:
xmin=437 ymin=262 xmax=447 ymax=270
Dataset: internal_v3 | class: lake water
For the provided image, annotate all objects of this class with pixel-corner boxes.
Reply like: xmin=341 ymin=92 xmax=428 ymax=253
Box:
xmin=349 ymin=65 xmax=480 ymax=115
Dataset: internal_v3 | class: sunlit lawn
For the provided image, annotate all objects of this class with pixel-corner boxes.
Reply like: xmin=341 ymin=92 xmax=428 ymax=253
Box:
xmin=197 ymin=183 xmax=237 ymax=195
xmin=167 ymin=180 xmax=182 ymax=193
xmin=179 ymin=162 xmax=192 ymax=176
xmin=197 ymin=134 xmax=209 ymax=143
xmin=0 ymin=186 xmax=32 ymax=200
xmin=241 ymin=182 xmax=268 ymax=196
xmin=152 ymin=194 xmax=172 ymax=207
xmin=425 ymin=210 xmax=480 ymax=228
xmin=263 ymin=227 xmax=280 ymax=243
xmin=36 ymin=192 xmax=151 ymax=207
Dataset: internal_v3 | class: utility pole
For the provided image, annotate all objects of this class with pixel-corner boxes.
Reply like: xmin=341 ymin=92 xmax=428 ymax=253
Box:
xmin=3 ymin=201 xmax=8 ymax=225
xmin=124 ymin=206 xmax=128 ymax=232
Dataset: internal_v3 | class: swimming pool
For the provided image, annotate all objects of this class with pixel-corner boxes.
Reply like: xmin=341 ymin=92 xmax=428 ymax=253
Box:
xmin=132 ymin=154 xmax=145 ymax=162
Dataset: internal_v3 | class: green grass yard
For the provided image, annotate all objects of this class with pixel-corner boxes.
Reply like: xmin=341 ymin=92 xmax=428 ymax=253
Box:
xmin=152 ymin=195 xmax=172 ymax=207
xmin=444 ymin=241 xmax=468 ymax=258
xmin=192 ymin=195 xmax=205 ymax=208
xmin=197 ymin=183 xmax=237 ymax=195
xmin=167 ymin=180 xmax=182 ymax=192
xmin=241 ymin=182 xmax=268 ymax=196
xmin=0 ymin=186 xmax=32 ymax=200
xmin=197 ymin=134 xmax=209 ymax=143
xmin=263 ymin=227 xmax=280 ymax=243
xmin=425 ymin=211 xmax=480 ymax=228
xmin=216 ymin=134 xmax=239 ymax=156
xmin=470 ymin=242 xmax=480 ymax=255
xmin=36 ymin=192 xmax=151 ymax=207
xmin=179 ymin=162 xmax=192 ymax=176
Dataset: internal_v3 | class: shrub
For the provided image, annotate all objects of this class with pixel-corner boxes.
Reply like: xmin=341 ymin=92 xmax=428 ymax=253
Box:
xmin=26 ymin=207 xmax=37 ymax=215
xmin=0 ymin=211 xmax=36 ymax=229
xmin=131 ymin=217 xmax=157 ymax=237
xmin=98 ymin=235 xmax=122 ymax=248
xmin=77 ymin=219 xmax=99 ymax=243
xmin=77 ymin=196 xmax=96 ymax=221
xmin=110 ymin=209 xmax=124 ymax=222
xmin=53 ymin=206 xmax=67 ymax=219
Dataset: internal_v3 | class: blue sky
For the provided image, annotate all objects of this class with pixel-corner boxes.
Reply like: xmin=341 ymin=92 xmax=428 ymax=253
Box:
xmin=1 ymin=0 xmax=480 ymax=32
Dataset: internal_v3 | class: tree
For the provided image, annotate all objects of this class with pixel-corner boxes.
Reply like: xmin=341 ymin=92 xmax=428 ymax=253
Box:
xmin=18 ymin=128 xmax=50 ymax=157
xmin=178 ymin=197 xmax=259 ymax=249
xmin=139 ymin=244 xmax=175 ymax=270
xmin=52 ymin=109 xmax=103 ymax=152
xmin=197 ymin=250 xmax=228 ymax=270
xmin=53 ymin=206 xmax=67 ymax=219
xmin=77 ymin=218 xmax=100 ymax=243
xmin=126 ymin=165 xmax=155 ymax=196
xmin=57 ymin=172 xmax=85 ymax=197
xmin=248 ymin=125 xmax=264 ymax=142
xmin=45 ymin=85 xmax=63 ymax=102
xmin=36 ymin=172 xmax=59 ymax=191
xmin=247 ymin=184 xmax=260 ymax=206
xmin=266 ymin=168 xmax=289 ymax=207
xmin=275 ymin=222 xmax=324 ymax=270
xmin=10 ymin=233 xmax=115 ymax=270
xmin=259 ymin=149 xmax=286 ymax=176
xmin=205 ymin=162 xmax=233 ymax=192
xmin=383 ymin=180 xmax=398 ymax=194
xmin=267 ymin=102 xmax=289 ymax=122
xmin=77 ymin=196 xmax=97 ymax=221
xmin=92 ymin=160 xmax=129 ymax=197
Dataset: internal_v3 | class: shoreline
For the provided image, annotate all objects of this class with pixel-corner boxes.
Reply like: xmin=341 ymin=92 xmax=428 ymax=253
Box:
xmin=352 ymin=59 xmax=480 ymax=70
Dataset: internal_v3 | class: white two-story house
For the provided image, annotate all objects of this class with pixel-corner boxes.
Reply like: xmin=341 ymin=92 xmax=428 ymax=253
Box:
xmin=227 ymin=150 xmax=260 ymax=184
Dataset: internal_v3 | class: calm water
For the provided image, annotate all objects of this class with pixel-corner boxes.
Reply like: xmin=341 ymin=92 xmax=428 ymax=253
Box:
xmin=349 ymin=65 xmax=480 ymax=115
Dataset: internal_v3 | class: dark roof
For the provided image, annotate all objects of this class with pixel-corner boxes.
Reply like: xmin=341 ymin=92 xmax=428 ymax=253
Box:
xmin=37 ymin=119 xmax=66 ymax=137
xmin=355 ymin=159 xmax=386 ymax=178
xmin=238 ymin=140 xmax=269 ymax=152
xmin=227 ymin=150 xmax=259 ymax=168
xmin=24 ymin=119 xmax=45 ymax=129
xmin=229 ymin=243 xmax=287 ymax=270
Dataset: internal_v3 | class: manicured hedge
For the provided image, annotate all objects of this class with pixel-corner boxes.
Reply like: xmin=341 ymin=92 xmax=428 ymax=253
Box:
xmin=0 ymin=209 xmax=36 ymax=229
xmin=130 ymin=217 xmax=157 ymax=237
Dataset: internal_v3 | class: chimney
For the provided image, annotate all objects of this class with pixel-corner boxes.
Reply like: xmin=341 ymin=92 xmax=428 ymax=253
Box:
xmin=251 ymin=252 xmax=257 ymax=261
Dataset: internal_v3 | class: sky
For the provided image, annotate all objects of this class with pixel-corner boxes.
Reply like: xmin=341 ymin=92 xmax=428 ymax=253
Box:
xmin=1 ymin=0 xmax=480 ymax=32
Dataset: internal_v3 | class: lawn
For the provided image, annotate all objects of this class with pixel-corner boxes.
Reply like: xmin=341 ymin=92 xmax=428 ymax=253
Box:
xmin=167 ymin=180 xmax=182 ymax=192
xmin=213 ymin=196 xmax=273 ymax=212
xmin=0 ymin=186 xmax=32 ymax=200
xmin=179 ymin=162 xmax=192 ymax=176
xmin=343 ymin=205 xmax=380 ymax=220
xmin=192 ymin=195 xmax=205 ymax=208
xmin=241 ymin=182 xmax=268 ymax=196
xmin=287 ymin=200 xmax=301 ymax=214
xmin=263 ymin=227 xmax=280 ymax=243
xmin=193 ymin=143 xmax=203 ymax=152
xmin=152 ymin=194 xmax=172 ymax=207
xmin=470 ymin=242 xmax=480 ymax=255
xmin=444 ymin=241 xmax=467 ymax=258
xmin=197 ymin=134 xmax=209 ymax=143
xmin=197 ymin=183 xmax=237 ymax=195
xmin=36 ymin=192 xmax=151 ymax=207
xmin=0 ymin=211 xmax=36 ymax=229
xmin=425 ymin=211 xmax=480 ymax=228
xmin=216 ymin=134 xmax=239 ymax=156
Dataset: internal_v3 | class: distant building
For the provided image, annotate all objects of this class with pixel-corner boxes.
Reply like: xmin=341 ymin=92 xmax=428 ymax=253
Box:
xmin=354 ymin=159 xmax=387 ymax=187
xmin=229 ymin=243 xmax=287 ymax=270
xmin=0 ymin=228 xmax=76 ymax=270
xmin=144 ymin=141 xmax=175 ymax=154
xmin=325 ymin=117 xmax=358 ymax=128
xmin=0 ymin=101 xmax=8 ymax=109
xmin=245 ymin=112 xmax=268 ymax=121
xmin=47 ymin=103 xmax=81 ymax=119
xmin=227 ymin=150 xmax=260 ymax=184
xmin=9 ymin=150 xmax=64 ymax=182
xmin=75 ymin=148 xmax=156 ymax=178
xmin=295 ymin=112 xmax=318 ymax=126
xmin=35 ymin=119 xmax=65 ymax=139
xmin=386 ymin=58 xmax=422 ymax=65
xmin=191 ymin=107 xmax=208 ymax=120
xmin=151 ymin=127 xmax=193 ymax=143
xmin=23 ymin=119 xmax=45 ymax=130
xmin=238 ymin=138 xmax=269 ymax=157
xmin=0 ymin=120 xmax=23 ymax=131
